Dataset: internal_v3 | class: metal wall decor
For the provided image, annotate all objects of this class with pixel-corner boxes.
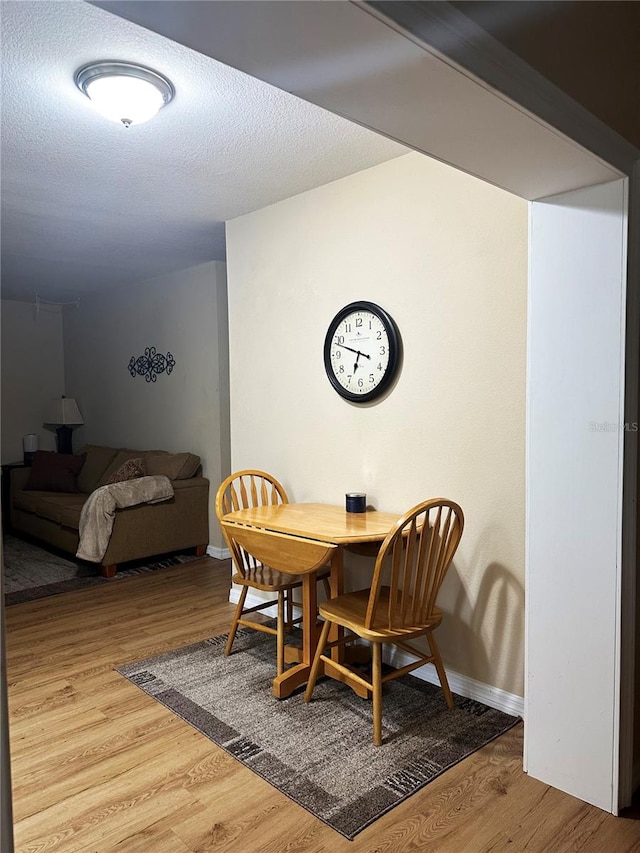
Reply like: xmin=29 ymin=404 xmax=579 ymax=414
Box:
xmin=128 ymin=347 xmax=176 ymax=382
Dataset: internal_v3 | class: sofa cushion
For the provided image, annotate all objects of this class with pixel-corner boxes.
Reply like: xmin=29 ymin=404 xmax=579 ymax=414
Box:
xmin=145 ymin=452 xmax=201 ymax=480
xmin=77 ymin=445 xmax=119 ymax=494
xmin=13 ymin=490 xmax=43 ymax=514
xmin=104 ymin=457 xmax=146 ymax=485
xmin=13 ymin=491 xmax=86 ymax=524
xmin=25 ymin=451 xmax=85 ymax=492
xmin=97 ymin=450 xmax=147 ymax=488
xmin=59 ymin=503 xmax=83 ymax=530
xmin=38 ymin=494 xmax=86 ymax=525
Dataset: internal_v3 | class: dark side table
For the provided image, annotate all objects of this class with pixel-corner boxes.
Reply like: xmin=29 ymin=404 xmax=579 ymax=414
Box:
xmin=1 ymin=461 xmax=29 ymax=533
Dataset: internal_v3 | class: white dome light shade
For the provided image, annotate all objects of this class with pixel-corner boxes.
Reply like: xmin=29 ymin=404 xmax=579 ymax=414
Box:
xmin=84 ymin=75 xmax=164 ymax=126
xmin=75 ymin=62 xmax=174 ymax=127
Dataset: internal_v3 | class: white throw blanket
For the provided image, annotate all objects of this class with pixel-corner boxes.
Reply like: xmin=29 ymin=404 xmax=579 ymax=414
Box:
xmin=76 ymin=476 xmax=174 ymax=563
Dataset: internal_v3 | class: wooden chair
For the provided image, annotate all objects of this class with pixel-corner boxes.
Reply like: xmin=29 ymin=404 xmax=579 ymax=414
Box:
xmin=304 ymin=498 xmax=464 ymax=745
xmin=216 ymin=470 xmax=330 ymax=675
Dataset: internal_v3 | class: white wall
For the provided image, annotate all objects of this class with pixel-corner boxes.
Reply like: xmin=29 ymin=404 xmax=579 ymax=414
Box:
xmin=1 ymin=300 xmax=65 ymax=463
xmin=226 ymin=152 xmax=528 ymax=697
xmin=526 ymin=179 xmax=628 ymax=811
xmin=63 ymin=261 xmax=230 ymax=549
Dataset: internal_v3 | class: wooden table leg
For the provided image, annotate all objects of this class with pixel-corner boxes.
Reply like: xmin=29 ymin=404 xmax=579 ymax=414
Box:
xmin=272 ymin=571 xmax=318 ymax=699
xmin=330 ymin=547 xmax=344 ymax=598
xmin=272 ymin=544 xmax=374 ymax=699
xmin=329 ymin=547 xmax=344 ymax=663
xmin=302 ymin=572 xmax=318 ymax=665
xmin=329 ymin=544 xmax=370 ymax=697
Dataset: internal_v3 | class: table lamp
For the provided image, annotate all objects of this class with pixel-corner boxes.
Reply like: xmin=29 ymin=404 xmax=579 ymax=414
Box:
xmin=44 ymin=396 xmax=84 ymax=454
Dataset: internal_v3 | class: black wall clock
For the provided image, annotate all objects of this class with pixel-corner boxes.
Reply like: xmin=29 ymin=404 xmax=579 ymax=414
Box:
xmin=324 ymin=301 xmax=401 ymax=402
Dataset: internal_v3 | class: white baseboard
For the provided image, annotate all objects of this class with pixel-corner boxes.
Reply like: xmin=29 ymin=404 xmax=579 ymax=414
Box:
xmin=384 ymin=645 xmax=524 ymax=718
xmin=207 ymin=545 xmax=231 ymax=560
xmin=228 ymin=589 xmax=524 ymax=719
xmin=229 ymin=587 xmax=274 ymax=609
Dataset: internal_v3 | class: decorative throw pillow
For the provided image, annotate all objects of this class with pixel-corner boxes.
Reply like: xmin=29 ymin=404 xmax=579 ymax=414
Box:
xmin=25 ymin=450 xmax=86 ymax=492
xmin=104 ymin=457 xmax=146 ymax=485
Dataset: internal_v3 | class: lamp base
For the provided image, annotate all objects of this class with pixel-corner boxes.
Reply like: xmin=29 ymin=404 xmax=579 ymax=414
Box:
xmin=56 ymin=426 xmax=74 ymax=455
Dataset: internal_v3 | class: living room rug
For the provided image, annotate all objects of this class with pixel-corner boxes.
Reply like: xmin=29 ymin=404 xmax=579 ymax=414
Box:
xmin=3 ymin=534 xmax=199 ymax=606
xmin=117 ymin=628 xmax=519 ymax=839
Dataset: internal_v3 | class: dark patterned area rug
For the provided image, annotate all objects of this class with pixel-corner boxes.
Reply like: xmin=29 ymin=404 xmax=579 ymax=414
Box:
xmin=118 ymin=629 xmax=519 ymax=839
xmin=3 ymin=534 xmax=199 ymax=605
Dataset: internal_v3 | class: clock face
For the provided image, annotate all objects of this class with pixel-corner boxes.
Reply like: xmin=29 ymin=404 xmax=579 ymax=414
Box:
xmin=323 ymin=301 xmax=400 ymax=402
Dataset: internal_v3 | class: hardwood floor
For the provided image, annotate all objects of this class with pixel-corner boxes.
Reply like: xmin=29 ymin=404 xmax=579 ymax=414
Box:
xmin=5 ymin=558 xmax=639 ymax=852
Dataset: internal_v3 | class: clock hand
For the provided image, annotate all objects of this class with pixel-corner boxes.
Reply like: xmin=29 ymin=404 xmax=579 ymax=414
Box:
xmin=336 ymin=343 xmax=372 ymax=360
xmin=336 ymin=343 xmax=360 ymax=356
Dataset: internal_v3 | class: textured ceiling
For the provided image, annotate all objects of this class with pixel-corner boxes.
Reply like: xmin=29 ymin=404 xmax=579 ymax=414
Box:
xmin=0 ymin=1 xmax=407 ymax=302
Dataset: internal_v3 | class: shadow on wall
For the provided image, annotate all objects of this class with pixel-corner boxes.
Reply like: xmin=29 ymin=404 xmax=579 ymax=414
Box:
xmin=444 ymin=560 xmax=525 ymax=695
xmin=317 ymin=536 xmax=524 ymax=696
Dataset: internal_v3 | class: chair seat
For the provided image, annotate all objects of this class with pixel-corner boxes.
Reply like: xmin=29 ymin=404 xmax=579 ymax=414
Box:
xmin=306 ymin=498 xmax=463 ymax=745
xmin=232 ymin=566 xmax=302 ymax=591
xmin=233 ymin=564 xmax=330 ymax=593
xmin=319 ymin=587 xmax=443 ymax=641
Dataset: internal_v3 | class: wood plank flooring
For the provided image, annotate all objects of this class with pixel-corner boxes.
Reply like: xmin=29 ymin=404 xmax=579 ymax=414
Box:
xmin=5 ymin=557 xmax=639 ymax=852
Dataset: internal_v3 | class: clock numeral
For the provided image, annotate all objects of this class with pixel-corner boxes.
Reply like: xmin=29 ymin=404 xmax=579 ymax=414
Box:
xmin=358 ymin=378 xmax=364 ymax=388
xmin=347 ymin=375 xmax=352 ymax=384
xmin=377 ymin=363 xmax=383 ymax=371
xmin=376 ymin=331 xmax=382 ymax=340
xmin=334 ymin=350 xmax=341 ymax=359
xmin=379 ymin=346 xmax=386 ymax=355
xmin=335 ymin=335 xmax=344 ymax=345
xmin=344 ymin=322 xmax=351 ymax=333
xmin=355 ymin=317 xmax=363 ymax=328
xmin=338 ymin=365 xmax=344 ymax=373
xmin=369 ymin=373 xmax=374 ymax=383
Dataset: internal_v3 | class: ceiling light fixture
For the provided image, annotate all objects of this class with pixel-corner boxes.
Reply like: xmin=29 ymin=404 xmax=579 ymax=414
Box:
xmin=75 ymin=61 xmax=174 ymax=128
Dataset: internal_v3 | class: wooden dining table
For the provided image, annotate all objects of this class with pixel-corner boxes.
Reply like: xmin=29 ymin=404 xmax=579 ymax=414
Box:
xmin=220 ymin=502 xmax=401 ymax=698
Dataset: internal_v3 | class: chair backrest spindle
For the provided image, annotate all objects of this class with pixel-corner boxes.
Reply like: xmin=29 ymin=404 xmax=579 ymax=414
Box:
xmin=215 ymin=470 xmax=289 ymax=579
xmin=366 ymin=499 xmax=464 ymax=631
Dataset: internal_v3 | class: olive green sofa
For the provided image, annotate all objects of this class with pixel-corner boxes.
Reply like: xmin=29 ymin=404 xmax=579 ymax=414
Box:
xmin=9 ymin=444 xmax=209 ymax=577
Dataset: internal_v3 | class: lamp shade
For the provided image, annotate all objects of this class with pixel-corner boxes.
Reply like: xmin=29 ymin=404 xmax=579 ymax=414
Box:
xmin=44 ymin=396 xmax=84 ymax=426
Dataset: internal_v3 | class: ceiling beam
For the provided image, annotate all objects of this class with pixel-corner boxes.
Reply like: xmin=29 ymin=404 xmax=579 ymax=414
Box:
xmin=365 ymin=1 xmax=639 ymax=176
xmin=93 ymin=0 xmax=626 ymax=200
